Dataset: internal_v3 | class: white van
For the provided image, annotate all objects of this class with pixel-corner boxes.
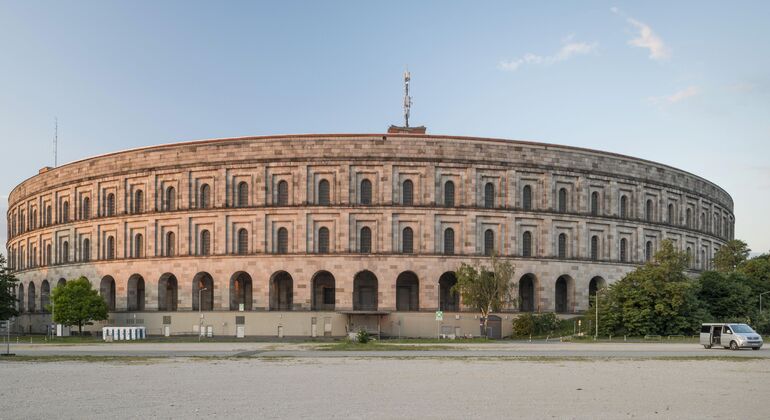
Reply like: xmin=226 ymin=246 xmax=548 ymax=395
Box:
xmin=700 ymin=323 xmax=763 ymax=350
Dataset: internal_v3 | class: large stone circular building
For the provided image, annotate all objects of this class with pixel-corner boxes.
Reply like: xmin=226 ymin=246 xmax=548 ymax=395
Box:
xmin=6 ymin=133 xmax=733 ymax=337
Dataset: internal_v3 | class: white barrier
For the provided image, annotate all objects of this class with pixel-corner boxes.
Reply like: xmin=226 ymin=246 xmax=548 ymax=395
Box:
xmin=102 ymin=326 xmax=147 ymax=341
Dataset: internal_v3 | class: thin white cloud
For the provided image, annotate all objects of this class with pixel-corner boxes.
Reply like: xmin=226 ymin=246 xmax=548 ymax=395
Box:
xmin=498 ymin=36 xmax=598 ymax=71
xmin=648 ymin=86 xmax=700 ymax=106
xmin=612 ymin=8 xmax=671 ymax=60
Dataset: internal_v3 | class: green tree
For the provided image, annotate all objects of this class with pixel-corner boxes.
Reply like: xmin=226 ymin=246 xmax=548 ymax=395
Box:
xmin=696 ymin=271 xmax=753 ymax=321
xmin=0 ymin=254 xmax=20 ymax=321
xmin=50 ymin=277 xmax=108 ymax=335
xmin=713 ymin=239 xmax=751 ymax=273
xmin=591 ymin=240 xmax=707 ymax=336
xmin=453 ymin=255 xmax=515 ymax=336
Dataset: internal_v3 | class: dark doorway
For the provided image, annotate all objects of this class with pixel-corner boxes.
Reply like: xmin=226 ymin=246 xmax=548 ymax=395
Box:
xmin=439 ymin=272 xmax=459 ymax=311
xmin=396 ymin=271 xmax=419 ymax=311
xmin=312 ymin=271 xmax=335 ymax=311
xmin=270 ymin=271 xmax=293 ymax=310
xmin=353 ymin=271 xmax=378 ymax=311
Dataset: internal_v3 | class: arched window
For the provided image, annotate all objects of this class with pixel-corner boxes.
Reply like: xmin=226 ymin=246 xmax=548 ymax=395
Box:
xmin=484 ymin=183 xmax=495 ymax=208
xmin=558 ymin=233 xmax=567 ymax=258
xmin=81 ymin=197 xmax=90 ymax=220
xmin=165 ymin=187 xmax=176 ymax=211
xmin=522 ymin=185 xmax=532 ymax=210
xmin=318 ymin=179 xmax=330 ymax=205
xmin=359 ymin=227 xmax=372 ymax=253
xmin=46 ymin=205 xmax=52 ymax=225
xmin=166 ymin=232 xmax=175 ymax=257
xmin=685 ymin=208 xmax=692 ymax=227
xmin=686 ymin=246 xmax=693 ymax=267
xmin=700 ymin=212 xmax=705 ymax=230
xmin=200 ymin=230 xmax=211 ymax=256
xmin=558 ymin=188 xmax=567 ymax=213
xmin=522 ymin=231 xmax=532 ymax=257
xmin=402 ymin=179 xmax=413 ymax=205
xmin=82 ymin=238 xmax=90 ymax=262
xmin=620 ymin=195 xmax=628 ymax=218
xmin=200 ymin=184 xmax=211 ymax=208
xmin=645 ymin=241 xmax=653 ymax=262
xmin=591 ymin=192 xmax=599 ymax=216
xmin=590 ymin=236 xmax=599 ymax=260
xmin=402 ymin=227 xmax=414 ymax=254
xmin=62 ymin=202 xmax=70 ymax=223
xmin=646 ymin=199 xmax=653 ymax=222
xmin=443 ymin=228 xmax=455 ymax=255
xmin=45 ymin=244 xmax=51 ymax=266
xmin=360 ymin=179 xmax=372 ymax=205
xmin=276 ymin=227 xmax=288 ymax=254
xmin=483 ymin=229 xmax=494 ymax=256
xmin=277 ymin=180 xmax=289 ymax=206
xmin=134 ymin=190 xmax=143 ymax=214
xmin=134 ymin=234 xmax=143 ymax=258
xmin=106 ymin=236 xmax=115 ymax=260
xmin=317 ymin=227 xmax=330 ymax=253
xmin=237 ymin=228 xmax=248 ymax=255
xmin=668 ymin=203 xmax=674 ymax=224
xmin=444 ymin=181 xmax=455 ymax=207
xmin=106 ymin=193 xmax=116 ymax=217
xmin=62 ymin=241 xmax=69 ymax=263
xmin=620 ymin=238 xmax=627 ymax=262
xmin=237 ymin=182 xmax=249 ymax=207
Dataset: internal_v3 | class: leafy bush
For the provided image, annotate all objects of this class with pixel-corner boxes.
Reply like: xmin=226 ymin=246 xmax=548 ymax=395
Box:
xmin=512 ymin=313 xmax=561 ymax=336
xmin=355 ymin=328 xmax=371 ymax=344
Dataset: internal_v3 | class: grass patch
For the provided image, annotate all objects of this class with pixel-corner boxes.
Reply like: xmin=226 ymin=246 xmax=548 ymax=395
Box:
xmin=320 ymin=341 xmax=452 ymax=351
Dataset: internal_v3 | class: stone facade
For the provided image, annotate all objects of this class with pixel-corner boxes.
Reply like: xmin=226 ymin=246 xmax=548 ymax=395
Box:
xmin=6 ymin=134 xmax=733 ymax=337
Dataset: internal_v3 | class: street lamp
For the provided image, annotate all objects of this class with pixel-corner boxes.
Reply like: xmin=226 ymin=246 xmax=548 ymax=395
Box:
xmin=595 ymin=287 xmax=606 ymax=340
xmin=198 ymin=287 xmax=207 ymax=342
xmin=760 ymin=291 xmax=770 ymax=314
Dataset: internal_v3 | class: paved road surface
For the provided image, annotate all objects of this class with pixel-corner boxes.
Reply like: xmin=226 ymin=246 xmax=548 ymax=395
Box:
xmin=4 ymin=341 xmax=768 ymax=358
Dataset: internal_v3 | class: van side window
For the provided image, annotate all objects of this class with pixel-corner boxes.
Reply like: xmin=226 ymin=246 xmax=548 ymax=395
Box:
xmin=701 ymin=325 xmax=711 ymax=333
xmin=723 ymin=326 xmax=732 ymax=334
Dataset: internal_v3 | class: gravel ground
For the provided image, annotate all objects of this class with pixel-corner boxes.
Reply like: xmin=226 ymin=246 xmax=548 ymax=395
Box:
xmin=1 ymin=357 xmax=768 ymax=419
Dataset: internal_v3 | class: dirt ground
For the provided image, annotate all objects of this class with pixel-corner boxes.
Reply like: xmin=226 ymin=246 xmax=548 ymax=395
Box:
xmin=1 ymin=357 xmax=768 ymax=419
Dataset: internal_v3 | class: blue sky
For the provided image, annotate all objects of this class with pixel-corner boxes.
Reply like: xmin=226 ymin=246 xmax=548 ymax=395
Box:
xmin=2 ymin=1 xmax=769 ymax=254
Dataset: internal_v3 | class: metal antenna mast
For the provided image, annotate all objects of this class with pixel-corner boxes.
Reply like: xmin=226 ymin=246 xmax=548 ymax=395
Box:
xmin=403 ymin=70 xmax=412 ymax=128
xmin=54 ymin=117 xmax=58 ymax=167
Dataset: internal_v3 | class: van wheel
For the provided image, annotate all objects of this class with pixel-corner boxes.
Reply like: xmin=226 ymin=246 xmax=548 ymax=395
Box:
xmin=703 ymin=344 xmax=711 ymax=349
xmin=729 ymin=341 xmax=739 ymax=351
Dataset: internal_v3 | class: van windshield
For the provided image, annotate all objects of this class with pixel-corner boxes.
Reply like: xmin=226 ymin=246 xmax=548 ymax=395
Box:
xmin=731 ymin=324 xmax=755 ymax=334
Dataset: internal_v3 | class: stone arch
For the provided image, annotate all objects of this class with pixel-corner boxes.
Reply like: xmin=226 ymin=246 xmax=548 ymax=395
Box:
xmin=18 ymin=283 xmax=24 ymax=312
xmin=28 ymin=282 xmax=36 ymax=313
xmin=41 ymin=280 xmax=51 ymax=313
xmin=591 ymin=191 xmax=599 ymax=215
xmin=318 ymin=179 xmax=330 ymax=205
xmin=230 ymin=271 xmax=253 ymax=311
xmin=277 ymin=180 xmax=289 ymax=205
xmin=237 ymin=181 xmax=249 ymax=207
xmin=402 ymin=179 xmax=413 ymax=205
xmin=312 ymin=271 xmax=336 ymax=311
xmin=443 ymin=228 xmax=455 ymax=255
xmin=127 ymin=274 xmax=145 ymax=311
xmin=57 ymin=278 xmax=66 ymax=289
xmin=519 ymin=273 xmax=538 ymax=312
xmin=396 ymin=271 xmax=419 ymax=311
xmin=588 ymin=276 xmax=606 ymax=303
xmin=555 ymin=275 xmax=574 ymax=314
xmin=192 ymin=272 xmax=214 ymax=311
xmin=353 ymin=270 xmax=378 ymax=311
xmin=237 ymin=228 xmax=249 ymax=255
xmin=558 ymin=188 xmax=567 ymax=212
xmin=439 ymin=272 xmax=459 ymax=311
xmin=158 ymin=273 xmax=178 ymax=311
xmin=100 ymin=276 xmax=116 ymax=311
xmin=360 ymin=178 xmax=372 ymax=205
xmin=200 ymin=183 xmax=211 ymax=208
xmin=522 ymin=185 xmax=532 ymax=210
xmin=444 ymin=180 xmax=455 ymax=207
xmin=484 ymin=182 xmax=495 ymax=208
xmin=484 ymin=229 xmax=494 ymax=256
xmin=270 ymin=271 xmax=293 ymax=311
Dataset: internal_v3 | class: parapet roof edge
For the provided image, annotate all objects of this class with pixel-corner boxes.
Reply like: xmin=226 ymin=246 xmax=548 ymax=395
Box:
xmin=9 ymin=133 xmax=732 ymax=205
